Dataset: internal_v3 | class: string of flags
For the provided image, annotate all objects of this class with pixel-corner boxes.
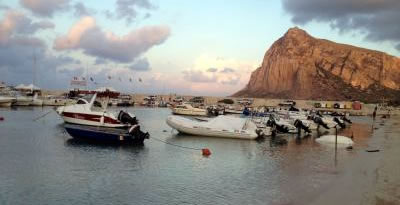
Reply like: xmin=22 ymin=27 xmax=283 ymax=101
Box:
xmin=71 ymin=75 xmax=143 ymax=86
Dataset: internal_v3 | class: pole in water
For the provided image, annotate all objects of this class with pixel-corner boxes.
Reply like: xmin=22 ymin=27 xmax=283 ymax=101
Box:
xmin=335 ymin=126 xmax=338 ymax=151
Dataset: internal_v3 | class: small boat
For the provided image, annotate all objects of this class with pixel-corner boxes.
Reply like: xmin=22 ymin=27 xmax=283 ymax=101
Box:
xmin=57 ymin=93 xmax=137 ymax=128
xmin=166 ymin=115 xmax=264 ymax=139
xmin=171 ymin=103 xmax=208 ymax=116
xmin=0 ymin=96 xmax=15 ymax=107
xmin=316 ymin=135 xmax=354 ymax=146
xmin=64 ymin=124 xmax=149 ymax=143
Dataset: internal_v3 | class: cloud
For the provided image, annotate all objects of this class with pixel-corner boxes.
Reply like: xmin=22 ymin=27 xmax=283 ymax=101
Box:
xmin=0 ymin=4 xmax=9 ymax=10
xmin=220 ymin=67 xmax=235 ymax=73
xmin=20 ymin=0 xmax=70 ymax=17
xmin=115 ymin=0 xmax=155 ymax=24
xmin=73 ymin=2 xmax=94 ymax=17
xmin=54 ymin=16 xmax=170 ymax=63
xmin=0 ymin=10 xmax=54 ymax=43
xmin=281 ymin=0 xmax=400 ymax=51
xmin=182 ymin=70 xmax=217 ymax=83
xmin=206 ymin=67 xmax=218 ymax=72
xmin=94 ymin=58 xmax=108 ymax=65
xmin=0 ymin=9 xmax=79 ymax=89
xmin=129 ymin=58 xmax=150 ymax=71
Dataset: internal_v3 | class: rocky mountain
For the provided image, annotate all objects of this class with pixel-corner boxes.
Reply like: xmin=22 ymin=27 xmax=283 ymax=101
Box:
xmin=233 ymin=27 xmax=400 ymax=104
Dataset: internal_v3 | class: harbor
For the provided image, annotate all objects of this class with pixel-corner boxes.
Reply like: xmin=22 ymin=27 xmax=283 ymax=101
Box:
xmin=1 ymin=1 xmax=400 ymax=204
xmin=0 ymin=105 xmax=399 ymax=204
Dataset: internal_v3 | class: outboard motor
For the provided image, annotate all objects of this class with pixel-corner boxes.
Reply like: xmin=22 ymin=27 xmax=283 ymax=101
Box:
xmin=294 ymin=119 xmax=312 ymax=133
xmin=118 ymin=110 xmax=138 ymax=125
xmin=313 ymin=116 xmax=330 ymax=129
xmin=289 ymin=106 xmax=299 ymax=112
xmin=333 ymin=117 xmax=346 ymax=128
xmin=341 ymin=116 xmax=352 ymax=124
xmin=243 ymin=107 xmax=250 ymax=116
xmin=266 ymin=116 xmax=289 ymax=133
xmin=129 ymin=124 xmax=150 ymax=140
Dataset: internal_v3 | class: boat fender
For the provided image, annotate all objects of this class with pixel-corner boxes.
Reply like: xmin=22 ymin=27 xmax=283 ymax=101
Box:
xmin=202 ymin=148 xmax=211 ymax=156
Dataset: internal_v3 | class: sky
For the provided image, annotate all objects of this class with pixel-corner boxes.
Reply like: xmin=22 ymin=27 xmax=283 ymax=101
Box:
xmin=0 ymin=0 xmax=399 ymax=96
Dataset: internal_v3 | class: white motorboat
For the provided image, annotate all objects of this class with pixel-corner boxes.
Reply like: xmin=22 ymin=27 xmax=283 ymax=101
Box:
xmin=56 ymin=94 xmax=136 ymax=128
xmin=166 ymin=115 xmax=265 ymax=139
xmin=0 ymin=96 xmax=15 ymax=107
xmin=171 ymin=103 xmax=208 ymax=116
xmin=30 ymin=93 xmax=43 ymax=106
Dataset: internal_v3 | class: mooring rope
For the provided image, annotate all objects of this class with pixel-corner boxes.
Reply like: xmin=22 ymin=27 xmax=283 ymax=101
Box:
xmin=150 ymin=136 xmax=202 ymax=151
xmin=33 ymin=110 xmax=53 ymax=121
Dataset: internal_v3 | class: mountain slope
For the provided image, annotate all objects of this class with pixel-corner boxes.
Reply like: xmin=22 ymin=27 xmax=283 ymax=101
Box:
xmin=233 ymin=27 xmax=400 ymax=103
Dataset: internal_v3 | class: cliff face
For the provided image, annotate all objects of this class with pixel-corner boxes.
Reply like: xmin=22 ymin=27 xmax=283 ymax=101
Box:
xmin=234 ymin=27 xmax=400 ymax=103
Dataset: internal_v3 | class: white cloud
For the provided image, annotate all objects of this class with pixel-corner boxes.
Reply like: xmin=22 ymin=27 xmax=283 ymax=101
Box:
xmin=54 ymin=16 xmax=170 ymax=63
xmin=20 ymin=0 xmax=70 ymax=17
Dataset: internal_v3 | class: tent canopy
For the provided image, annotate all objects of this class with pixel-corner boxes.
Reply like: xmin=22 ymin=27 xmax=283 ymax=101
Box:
xmin=15 ymin=84 xmax=41 ymax=91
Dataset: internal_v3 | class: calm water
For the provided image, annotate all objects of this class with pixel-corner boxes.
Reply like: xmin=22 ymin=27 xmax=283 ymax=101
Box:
xmin=0 ymin=107 xmax=382 ymax=205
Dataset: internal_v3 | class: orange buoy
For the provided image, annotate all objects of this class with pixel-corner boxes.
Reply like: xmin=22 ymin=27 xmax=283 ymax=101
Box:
xmin=202 ymin=148 xmax=211 ymax=156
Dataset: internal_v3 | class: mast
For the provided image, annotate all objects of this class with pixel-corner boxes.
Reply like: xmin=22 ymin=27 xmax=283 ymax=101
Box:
xmin=33 ymin=51 xmax=36 ymax=87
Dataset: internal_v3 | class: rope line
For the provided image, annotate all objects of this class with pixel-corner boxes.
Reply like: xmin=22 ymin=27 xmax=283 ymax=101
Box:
xmin=150 ymin=136 xmax=202 ymax=150
xmin=33 ymin=110 xmax=52 ymax=121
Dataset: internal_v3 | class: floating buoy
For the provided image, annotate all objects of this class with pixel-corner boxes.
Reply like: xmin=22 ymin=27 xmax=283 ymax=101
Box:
xmin=0 ymin=116 xmax=4 ymax=121
xmin=202 ymin=148 xmax=211 ymax=156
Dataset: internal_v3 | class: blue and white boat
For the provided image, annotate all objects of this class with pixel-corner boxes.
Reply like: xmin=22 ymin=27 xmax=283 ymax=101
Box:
xmin=64 ymin=124 xmax=149 ymax=144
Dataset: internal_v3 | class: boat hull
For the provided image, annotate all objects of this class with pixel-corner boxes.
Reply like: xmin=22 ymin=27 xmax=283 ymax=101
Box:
xmin=0 ymin=101 xmax=12 ymax=107
xmin=13 ymin=101 xmax=32 ymax=106
xmin=166 ymin=116 xmax=259 ymax=140
xmin=64 ymin=124 xmax=147 ymax=143
xmin=172 ymin=110 xmax=208 ymax=116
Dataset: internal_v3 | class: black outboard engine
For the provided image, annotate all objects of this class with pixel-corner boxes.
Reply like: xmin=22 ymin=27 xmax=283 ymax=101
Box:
xmin=294 ymin=119 xmax=312 ymax=133
xmin=118 ymin=110 xmax=138 ymax=125
xmin=128 ymin=125 xmax=150 ymax=140
xmin=341 ymin=116 xmax=352 ymax=124
xmin=289 ymin=106 xmax=299 ymax=112
xmin=333 ymin=117 xmax=346 ymax=128
xmin=313 ymin=116 xmax=330 ymax=129
xmin=266 ymin=116 xmax=289 ymax=133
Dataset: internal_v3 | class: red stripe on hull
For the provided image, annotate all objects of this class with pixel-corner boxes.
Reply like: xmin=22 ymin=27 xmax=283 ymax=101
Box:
xmin=62 ymin=112 xmax=121 ymax=124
